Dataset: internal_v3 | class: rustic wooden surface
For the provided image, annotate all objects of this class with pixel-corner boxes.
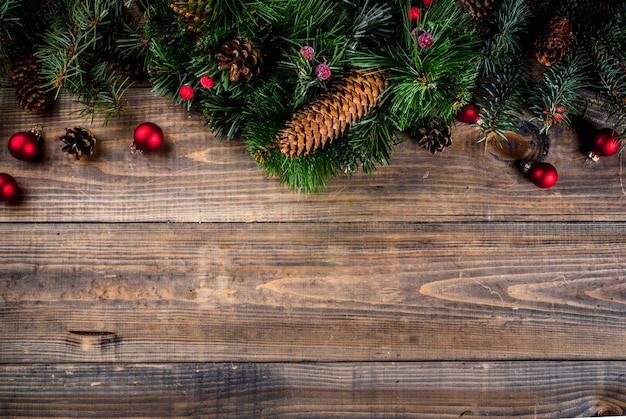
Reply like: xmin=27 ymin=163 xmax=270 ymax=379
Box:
xmin=1 ymin=85 xmax=626 ymax=418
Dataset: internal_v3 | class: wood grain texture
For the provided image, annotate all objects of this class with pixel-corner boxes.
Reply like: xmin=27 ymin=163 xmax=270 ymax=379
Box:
xmin=3 ymin=84 xmax=626 ymax=417
xmin=1 ymin=222 xmax=625 ymax=363
xmin=1 ymin=89 xmax=626 ymax=223
xmin=1 ymin=362 xmax=625 ymax=418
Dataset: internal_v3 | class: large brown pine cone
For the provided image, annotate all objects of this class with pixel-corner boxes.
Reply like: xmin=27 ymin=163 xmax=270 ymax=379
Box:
xmin=534 ymin=16 xmax=573 ymax=67
xmin=217 ymin=36 xmax=263 ymax=82
xmin=9 ymin=54 xmax=53 ymax=112
xmin=277 ymin=69 xmax=388 ymax=158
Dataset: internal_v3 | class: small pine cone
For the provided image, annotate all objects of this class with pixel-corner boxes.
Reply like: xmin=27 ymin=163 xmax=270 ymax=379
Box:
xmin=534 ymin=16 xmax=573 ymax=67
xmin=9 ymin=54 xmax=53 ymax=112
xmin=59 ymin=127 xmax=97 ymax=160
xmin=416 ymin=121 xmax=452 ymax=154
xmin=169 ymin=0 xmax=220 ymax=32
xmin=217 ymin=36 xmax=262 ymax=82
xmin=278 ymin=69 xmax=389 ymax=158
xmin=457 ymin=0 xmax=501 ymax=19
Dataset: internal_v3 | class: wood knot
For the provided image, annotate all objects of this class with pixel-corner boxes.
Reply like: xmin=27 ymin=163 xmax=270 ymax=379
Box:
xmin=589 ymin=400 xmax=624 ymax=417
xmin=66 ymin=331 xmax=119 ymax=350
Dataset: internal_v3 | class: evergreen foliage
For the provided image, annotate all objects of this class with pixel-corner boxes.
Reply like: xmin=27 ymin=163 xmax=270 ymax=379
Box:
xmin=474 ymin=0 xmax=626 ymax=146
xmin=141 ymin=0 xmax=481 ymax=191
xmin=589 ymin=2 xmax=626 ymax=133
xmin=0 ymin=0 xmax=20 ymax=67
xmin=528 ymin=51 xmax=588 ymax=134
xmin=1 ymin=0 xmax=626 ymax=191
xmin=1 ymin=0 xmax=142 ymax=123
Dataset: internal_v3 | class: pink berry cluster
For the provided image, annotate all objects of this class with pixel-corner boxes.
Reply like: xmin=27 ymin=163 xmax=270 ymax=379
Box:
xmin=178 ymin=75 xmax=217 ymax=101
xmin=408 ymin=0 xmax=435 ymax=49
xmin=299 ymin=46 xmax=332 ymax=81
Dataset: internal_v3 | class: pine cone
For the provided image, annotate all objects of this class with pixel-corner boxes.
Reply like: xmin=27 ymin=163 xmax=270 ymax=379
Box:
xmin=59 ymin=127 xmax=97 ymax=160
xmin=457 ymin=0 xmax=501 ymax=19
xmin=217 ymin=36 xmax=262 ymax=82
xmin=416 ymin=121 xmax=452 ymax=154
xmin=278 ymin=69 xmax=388 ymax=158
xmin=169 ymin=0 xmax=220 ymax=32
xmin=9 ymin=54 xmax=53 ymax=112
xmin=534 ymin=16 xmax=573 ymax=67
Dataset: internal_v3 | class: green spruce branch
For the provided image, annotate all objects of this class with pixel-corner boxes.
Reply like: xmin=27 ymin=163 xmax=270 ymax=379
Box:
xmin=33 ymin=0 xmax=140 ymax=123
xmin=366 ymin=0 xmax=480 ymax=130
xmin=476 ymin=61 xmax=526 ymax=146
xmin=589 ymin=5 xmax=626 ymax=135
xmin=528 ymin=50 xmax=589 ymax=134
xmin=478 ymin=0 xmax=533 ymax=76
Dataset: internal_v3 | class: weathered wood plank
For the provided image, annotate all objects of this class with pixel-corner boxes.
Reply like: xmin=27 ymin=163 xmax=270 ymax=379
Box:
xmin=1 ymin=361 xmax=624 ymax=418
xmin=1 ymin=222 xmax=625 ymax=362
xmin=1 ymin=88 xmax=626 ymax=222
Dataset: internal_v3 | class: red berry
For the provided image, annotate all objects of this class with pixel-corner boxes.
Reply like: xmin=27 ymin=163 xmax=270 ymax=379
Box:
xmin=418 ymin=31 xmax=434 ymax=48
xmin=179 ymin=85 xmax=195 ymax=100
xmin=552 ymin=105 xmax=566 ymax=124
xmin=300 ymin=46 xmax=315 ymax=60
xmin=408 ymin=7 xmax=421 ymax=21
xmin=315 ymin=63 xmax=332 ymax=81
xmin=200 ymin=76 xmax=215 ymax=89
xmin=527 ymin=162 xmax=558 ymax=188
xmin=423 ymin=0 xmax=433 ymax=6
xmin=0 ymin=173 xmax=18 ymax=201
xmin=8 ymin=131 xmax=40 ymax=161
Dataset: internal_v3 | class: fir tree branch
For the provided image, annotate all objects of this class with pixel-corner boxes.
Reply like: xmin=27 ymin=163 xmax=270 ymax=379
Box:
xmin=589 ymin=5 xmax=626 ymax=134
xmin=379 ymin=0 xmax=480 ymax=128
xmin=476 ymin=61 xmax=526 ymax=146
xmin=478 ymin=0 xmax=532 ymax=76
xmin=32 ymin=0 xmax=138 ymax=123
xmin=347 ymin=108 xmax=398 ymax=173
xmin=528 ymin=50 xmax=588 ymax=134
xmin=0 ymin=0 xmax=20 ymax=71
xmin=344 ymin=0 xmax=394 ymax=52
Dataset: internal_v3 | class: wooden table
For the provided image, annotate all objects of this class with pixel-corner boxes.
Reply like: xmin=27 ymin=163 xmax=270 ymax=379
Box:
xmin=1 ymin=85 xmax=626 ymax=418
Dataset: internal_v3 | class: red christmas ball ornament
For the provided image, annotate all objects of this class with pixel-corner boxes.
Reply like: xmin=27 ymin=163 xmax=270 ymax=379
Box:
xmin=423 ymin=0 xmax=433 ymax=6
xmin=589 ymin=128 xmax=620 ymax=161
xmin=408 ymin=6 xmax=421 ymax=20
xmin=133 ymin=122 xmax=164 ymax=152
xmin=8 ymin=130 xmax=41 ymax=161
xmin=0 ymin=173 xmax=18 ymax=201
xmin=456 ymin=103 xmax=481 ymax=124
xmin=525 ymin=162 xmax=558 ymax=188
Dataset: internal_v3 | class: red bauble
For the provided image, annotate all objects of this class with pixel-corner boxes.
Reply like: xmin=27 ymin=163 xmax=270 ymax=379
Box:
xmin=527 ymin=162 xmax=558 ymax=188
xmin=8 ymin=131 xmax=40 ymax=160
xmin=133 ymin=122 xmax=164 ymax=152
xmin=423 ymin=0 xmax=433 ymax=6
xmin=0 ymin=173 xmax=18 ymax=201
xmin=456 ymin=103 xmax=480 ymax=124
xmin=591 ymin=128 xmax=620 ymax=158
